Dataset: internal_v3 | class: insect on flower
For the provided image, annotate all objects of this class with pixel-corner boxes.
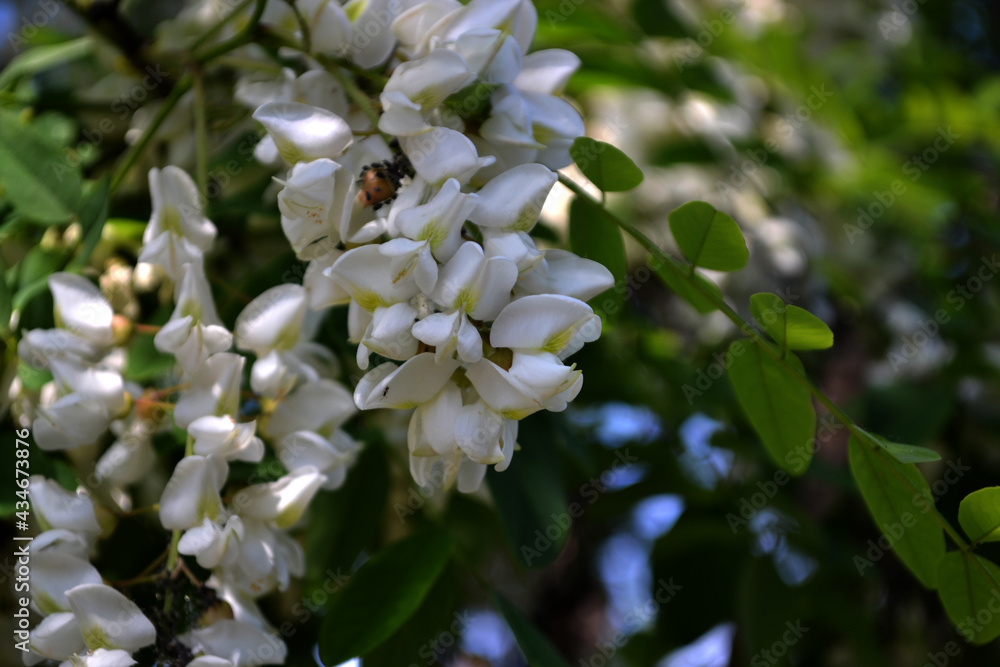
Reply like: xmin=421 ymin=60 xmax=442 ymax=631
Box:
xmin=356 ymin=142 xmax=414 ymax=211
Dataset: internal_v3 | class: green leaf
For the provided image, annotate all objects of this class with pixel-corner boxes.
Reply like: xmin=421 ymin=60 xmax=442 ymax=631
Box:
xmin=492 ymin=592 xmax=572 ymax=667
xmin=653 ymin=263 xmax=721 ymax=313
xmin=936 ymin=551 xmax=1000 ymax=644
xmin=0 ymin=111 xmax=82 ymax=224
xmin=877 ymin=440 xmax=942 ymax=464
xmin=487 ymin=413 xmax=568 ymax=568
xmin=318 ymin=526 xmax=452 ymax=665
xmin=749 ymin=292 xmax=834 ymax=351
xmin=727 ymin=342 xmax=816 ymax=475
xmin=668 ymin=201 xmax=748 ymax=271
xmin=958 ymin=487 xmax=1000 ymax=544
xmin=848 ymin=434 xmax=945 ymax=589
xmin=68 ymin=176 xmax=110 ymax=271
xmin=569 ymin=196 xmax=626 ymax=314
xmin=569 ymin=137 xmax=644 ymax=192
xmin=0 ymin=37 xmax=93 ymax=90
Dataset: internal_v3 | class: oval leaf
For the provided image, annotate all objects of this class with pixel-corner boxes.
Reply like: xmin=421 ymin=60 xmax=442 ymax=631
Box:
xmin=750 ymin=292 xmax=833 ymax=351
xmin=569 ymin=196 xmax=626 ymax=313
xmin=668 ymin=201 xmax=748 ymax=271
xmin=569 ymin=137 xmax=644 ymax=192
xmin=936 ymin=551 xmax=1000 ymax=644
xmin=492 ymin=592 xmax=572 ymax=667
xmin=318 ymin=525 xmax=452 ymax=665
xmin=958 ymin=487 xmax=1000 ymax=544
xmin=848 ymin=433 xmax=945 ymax=589
xmin=0 ymin=111 xmax=82 ymax=224
xmin=727 ymin=342 xmax=816 ymax=475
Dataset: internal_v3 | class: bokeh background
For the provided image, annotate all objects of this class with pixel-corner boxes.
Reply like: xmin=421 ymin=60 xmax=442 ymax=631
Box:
xmin=2 ymin=0 xmax=1000 ymax=665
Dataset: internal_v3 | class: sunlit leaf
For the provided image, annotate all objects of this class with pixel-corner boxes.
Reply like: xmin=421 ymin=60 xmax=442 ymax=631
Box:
xmin=570 ymin=137 xmax=644 ymax=192
xmin=668 ymin=201 xmax=748 ymax=271
xmin=936 ymin=551 xmax=1000 ymax=644
xmin=958 ymin=487 xmax=1000 ymax=544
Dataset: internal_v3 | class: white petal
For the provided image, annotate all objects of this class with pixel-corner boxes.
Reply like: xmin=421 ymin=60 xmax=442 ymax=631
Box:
xmin=30 ymin=552 xmax=102 ymax=615
xmin=48 ymin=274 xmax=113 ymax=347
xmin=94 ymin=437 xmax=156 ymax=486
xmin=514 ymin=48 xmax=581 ymax=94
xmin=468 ymin=163 xmax=555 ymax=231
xmin=454 ymin=401 xmax=504 ymax=463
xmin=490 ymin=294 xmax=600 ymax=355
xmin=402 ymin=127 xmax=494 ymax=185
xmin=394 ymin=178 xmax=477 ymax=261
xmin=29 ymin=476 xmax=101 ymax=535
xmin=515 ymin=249 xmax=615 ymax=302
xmin=252 ymin=102 xmax=353 ymax=164
xmin=456 ymin=458 xmax=487 ymax=493
xmin=384 ymin=49 xmax=474 ymax=110
xmin=361 ymin=302 xmax=420 ymax=362
xmin=354 ymin=353 xmax=461 ymax=410
xmin=329 ymin=245 xmax=420 ymax=311
xmin=66 ymin=583 xmax=156 ymax=653
xmin=145 ymin=166 xmax=216 ymax=251
xmin=234 ymin=284 xmax=308 ymax=355
xmin=378 ymin=90 xmax=431 ymax=137
xmin=180 ymin=620 xmax=287 ymax=667
xmin=75 ymin=648 xmax=138 ymax=667
xmin=266 ymin=379 xmax=357 ymax=440
xmin=174 ymin=353 xmax=244 ymax=428
xmin=28 ymin=612 xmax=85 ymax=661
xmin=276 ymin=158 xmax=346 ymax=258
xmin=304 ymin=251 xmax=351 ymax=309
xmin=236 ymin=467 xmax=326 ymax=529
xmin=31 ymin=529 xmax=90 ymax=560
xmin=408 ymin=382 xmax=463 ymax=456
xmin=158 ymin=455 xmax=229 ymax=530
xmin=464 ymin=358 xmax=542 ymax=420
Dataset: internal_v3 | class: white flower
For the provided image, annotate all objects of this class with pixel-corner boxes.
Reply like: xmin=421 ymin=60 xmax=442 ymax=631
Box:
xmin=27 ymin=612 xmax=86 ymax=662
xmin=222 ymin=518 xmax=304 ymax=595
xmin=30 ymin=551 xmax=102 ymax=616
xmin=64 ymin=648 xmax=137 ymax=666
xmin=178 ymin=516 xmax=244 ymax=569
xmin=429 ymin=241 xmax=518 ymax=321
xmin=354 ymin=353 xmax=461 ymax=411
xmin=48 ymin=274 xmax=114 ymax=348
xmin=468 ymin=163 xmax=556 ymax=232
xmin=515 ymin=249 xmax=615 ymax=302
xmin=174 ymin=353 xmax=245 ymax=428
xmin=189 ymin=416 xmax=265 ymax=462
xmin=264 ymin=379 xmax=357 ymax=440
xmin=275 ymin=430 xmax=360 ymax=490
xmin=235 ymin=467 xmax=326 ymax=529
xmin=139 ymin=166 xmax=217 ymax=279
xmin=33 ymin=392 xmax=113 ymax=451
xmin=154 ymin=261 xmax=232 ymax=374
xmin=381 ymin=49 xmax=473 ymax=115
xmin=356 ymin=302 xmax=421 ymax=369
xmin=513 ymin=48 xmax=581 ymax=94
xmin=490 ymin=293 xmax=601 ymax=358
xmin=329 ymin=244 xmax=421 ymax=311
xmin=31 ymin=529 xmax=90 ymax=560
xmin=252 ymin=102 xmax=352 ymax=164
xmin=234 ymin=285 xmax=308 ymax=357
xmin=158 ymin=455 xmax=229 ymax=531
xmin=65 ymin=583 xmax=156 ymax=654
xmin=275 ymin=158 xmax=351 ymax=259
xmin=29 ymin=476 xmax=101 ymax=537
xmin=466 ymin=352 xmax=582 ymax=419
xmin=180 ymin=619 xmax=287 ymax=667
xmin=401 ymin=126 xmax=494 ymax=185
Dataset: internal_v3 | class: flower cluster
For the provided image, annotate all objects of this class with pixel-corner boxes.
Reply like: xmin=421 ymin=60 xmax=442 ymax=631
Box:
xmin=249 ymin=0 xmax=612 ymax=492
xmin=12 ymin=0 xmax=610 ymax=664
